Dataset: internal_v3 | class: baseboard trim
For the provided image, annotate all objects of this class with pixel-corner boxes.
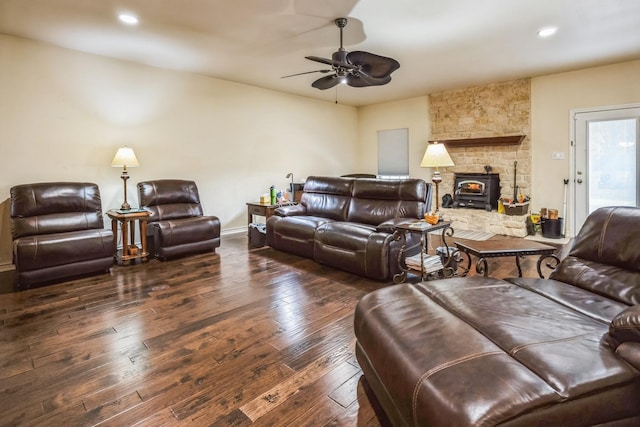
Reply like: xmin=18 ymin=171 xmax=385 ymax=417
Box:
xmin=0 ymin=262 xmax=15 ymax=273
xmin=221 ymin=227 xmax=248 ymax=237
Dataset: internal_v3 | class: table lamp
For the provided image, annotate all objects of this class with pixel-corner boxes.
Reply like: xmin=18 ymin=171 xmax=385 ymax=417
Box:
xmin=420 ymin=141 xmax=454 ymax=211
xmin=111 ymin=146 xmax=140 ymax=210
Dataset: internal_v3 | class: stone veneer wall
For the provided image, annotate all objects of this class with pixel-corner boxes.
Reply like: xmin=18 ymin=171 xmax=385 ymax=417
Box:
xmin=440 ymin=208 xmax=528 ymax=237
xmin=429 ymin=79 xmax=531 ymax=204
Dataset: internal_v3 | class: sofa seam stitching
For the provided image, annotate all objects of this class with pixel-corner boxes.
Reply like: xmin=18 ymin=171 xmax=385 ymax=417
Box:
xmin=412 ymin=350 xmax=503 ymax=426
xmin=509 ymin=332 xmax=596 ymax=354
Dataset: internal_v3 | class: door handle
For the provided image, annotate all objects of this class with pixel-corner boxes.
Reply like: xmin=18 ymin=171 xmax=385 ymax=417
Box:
xmin=577 ymin=179 xmax=583 ymax=184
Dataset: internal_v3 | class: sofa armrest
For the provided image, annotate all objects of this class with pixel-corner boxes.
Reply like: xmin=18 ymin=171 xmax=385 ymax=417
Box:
xmin=376 ymin=218 xmax=416 ymax=234
xmin=609 ymin=305 xmax=640 ymax=347
xmin=616 ymin=342 xmax=640 ymax=371
xmin=274 ymin=204 xmax=307 ymax=217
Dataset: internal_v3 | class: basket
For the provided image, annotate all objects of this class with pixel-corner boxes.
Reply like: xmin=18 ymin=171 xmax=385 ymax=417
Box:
xmin=249 ymin=223 xmax=267 ymax=247
xmin=501 ymin=201 xmax=530 ymax=216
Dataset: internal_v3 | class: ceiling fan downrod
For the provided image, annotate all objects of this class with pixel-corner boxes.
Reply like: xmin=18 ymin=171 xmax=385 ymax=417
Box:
xmin=332 ymin=18 xmax=349 ymax=68
xmin=335 ymin=18 xmax=348 ymax=52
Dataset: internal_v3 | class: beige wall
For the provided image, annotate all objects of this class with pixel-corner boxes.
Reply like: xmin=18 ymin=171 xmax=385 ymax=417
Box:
xmin=0 ymin=35 xmax=358 ymax=266
xmin=531 ymin=60 xmax=640 ymax=232
xmin=2 ymin=33 xmax=638 ymax=267
xmin=356 ymin=96 xmax=431 ymax=178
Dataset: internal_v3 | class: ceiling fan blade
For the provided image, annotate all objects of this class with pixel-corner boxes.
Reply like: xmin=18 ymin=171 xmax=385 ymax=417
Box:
xmin=306 ymin=54 xmax=358 ymax=70
xmin=346 ymin=73 xmax=391 ymax=88
xmin=347 ymin=51 xmax=400 ymax=78
xmin=312 ymin=75 xmax=340 ymax=90
xmin=281 ymin=69 xmax=332 ymax=78
xmin=305 ymin=56 xmax=334 ymax=66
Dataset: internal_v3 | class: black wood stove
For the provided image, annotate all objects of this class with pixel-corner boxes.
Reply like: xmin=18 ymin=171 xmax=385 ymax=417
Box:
xmin=452 ymin=173 xmax=501 ymax=211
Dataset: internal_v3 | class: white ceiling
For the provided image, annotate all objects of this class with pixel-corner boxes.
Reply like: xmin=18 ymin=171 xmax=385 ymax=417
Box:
xmin=1 ymin=0 xmax=639 ymax=107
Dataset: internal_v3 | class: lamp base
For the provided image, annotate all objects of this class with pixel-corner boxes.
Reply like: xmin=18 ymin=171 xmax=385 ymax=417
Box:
xmin=431 ymin=170 xmax=443 ymax=212
xmin=120 ymin=169 xmax=131 ymax=211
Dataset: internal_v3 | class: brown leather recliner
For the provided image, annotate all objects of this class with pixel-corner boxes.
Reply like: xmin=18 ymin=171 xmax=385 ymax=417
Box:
xmin=10 ymin=182 xmax=115 ymax=289
xmin=137 ymin=179 xmax=220 ymax=260
xmin=355 ymin=206 xmax=640 ymax=426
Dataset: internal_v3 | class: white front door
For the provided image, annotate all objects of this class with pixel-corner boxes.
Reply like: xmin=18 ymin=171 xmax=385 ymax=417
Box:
xmin=572 ymin=105 xmax=640 ymax=234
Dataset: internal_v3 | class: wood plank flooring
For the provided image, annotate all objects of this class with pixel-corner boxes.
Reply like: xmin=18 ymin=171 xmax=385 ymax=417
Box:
xmin=0 ymin=232 xmax=564 ymax=426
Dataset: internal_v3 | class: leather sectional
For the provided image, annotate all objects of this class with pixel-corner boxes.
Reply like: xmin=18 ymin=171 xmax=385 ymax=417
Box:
xmin=354 ymin=206 xmax=640 ymax=426
xmin=137 ymin=179 xmax=221 ymax=260
xmin=266 ymin=176 xmax=432 ymax=280
xmin=10 ymin=182 xmax=114 ymax=288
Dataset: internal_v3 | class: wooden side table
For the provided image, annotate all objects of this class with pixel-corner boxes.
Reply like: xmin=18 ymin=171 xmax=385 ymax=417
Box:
xmin=246 ymin=202 xmax=279 ymax=227
xmin=106 ymin=209 xmax=151 ymax=264
xmin=392 ymin=220 xmax=453 ymax=283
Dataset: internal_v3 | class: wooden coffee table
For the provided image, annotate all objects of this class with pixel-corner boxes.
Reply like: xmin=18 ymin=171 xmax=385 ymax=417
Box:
xmin=455 ymin=239 xmax=558 ymax=278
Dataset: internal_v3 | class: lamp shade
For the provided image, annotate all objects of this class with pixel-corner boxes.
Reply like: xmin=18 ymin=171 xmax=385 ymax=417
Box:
xmin=111 ymin=146 xmax=140 ymax=168
xmin=420 ymin=142 xmax=454 ymax=168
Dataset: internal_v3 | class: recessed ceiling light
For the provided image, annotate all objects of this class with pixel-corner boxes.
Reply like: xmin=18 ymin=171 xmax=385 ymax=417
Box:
xmin=537 ymin=26 xmax=557 ymax=38
xmin=118 ymin=13 xmax=139 ymax=26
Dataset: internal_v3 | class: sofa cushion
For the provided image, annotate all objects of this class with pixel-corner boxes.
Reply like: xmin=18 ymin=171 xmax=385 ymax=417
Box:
xmin=138 ymin=180 xmax=205 ymax=221
xmin=348 ymin=178 xmax=428 ymax=225
xmin=299 ymin=176 xmax=352 ymax=221
xmin=13 ymin=229 xmax=114 ymax=271
xmin=549 ymin=256 xmax=640 ymax=305
xmin=267 ymin=215 xmax=333 ymax=259
xmin=506 ymin=277 xmax=629 ymax=323
xmin=11 ymin=182 xmax=105 ymax=238
xmin=315 ymin=222 xmax=391 ymax=279
xmin=152 ymin=216 xmax=220 ymax=247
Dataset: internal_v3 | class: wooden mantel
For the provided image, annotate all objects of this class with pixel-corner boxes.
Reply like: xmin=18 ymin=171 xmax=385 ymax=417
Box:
xmin=430 ymin=135 xmax=526 ymax=147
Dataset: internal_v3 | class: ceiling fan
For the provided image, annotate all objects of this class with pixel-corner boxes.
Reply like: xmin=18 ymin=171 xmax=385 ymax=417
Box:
xmin=283 ymin=18 xmax=400 ymax=90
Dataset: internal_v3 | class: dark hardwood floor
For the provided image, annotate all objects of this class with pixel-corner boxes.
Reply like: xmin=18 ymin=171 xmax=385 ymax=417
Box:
xmin=0 ymin=232 xmax=564 ymax=426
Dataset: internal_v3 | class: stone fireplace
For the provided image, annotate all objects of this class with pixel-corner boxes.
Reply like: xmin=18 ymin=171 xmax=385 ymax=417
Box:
xmin=452 ymin=172 xmax=501 ymax=211
xmin=428 ymin=78 xmax=531 ymax=205
xmin=428 ymin=79 xmax=532 ymax=236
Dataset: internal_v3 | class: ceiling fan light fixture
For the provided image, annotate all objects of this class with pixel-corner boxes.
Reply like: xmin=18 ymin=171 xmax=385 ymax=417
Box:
xmin=337 ymin=69 xmax=348 ymax=84
xmin=118 ymin=13 xmax=139 ymax=26
xmin=537 ymin=26 xmax=557 ymax=38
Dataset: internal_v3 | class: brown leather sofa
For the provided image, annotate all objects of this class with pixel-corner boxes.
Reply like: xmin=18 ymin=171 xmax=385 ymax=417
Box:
xmin=137 ymin=179 xmax=220 ymax=260
xmin=266 ymin=176 xmax=432 ymax=280
xmin=354 ymin=206 xmax=640 ymax=426
xmin=10 ymin=182 xmax=114 ymax=289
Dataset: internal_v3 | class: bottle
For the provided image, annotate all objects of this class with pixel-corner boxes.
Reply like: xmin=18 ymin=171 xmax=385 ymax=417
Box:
xmin=270 ymin=186 xmax=277 ymax=205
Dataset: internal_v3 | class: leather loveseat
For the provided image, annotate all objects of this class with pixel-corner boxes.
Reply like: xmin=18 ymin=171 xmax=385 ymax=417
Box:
xmin=354 ymin=206 xmax=640 ymax=426
xmin=137 ymin=179 xmax=221 ymax=260
xmin=266 ymin=176 xmax=432 ymax=280
xmin=10 ymin=182 xmax=114 ymax=289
